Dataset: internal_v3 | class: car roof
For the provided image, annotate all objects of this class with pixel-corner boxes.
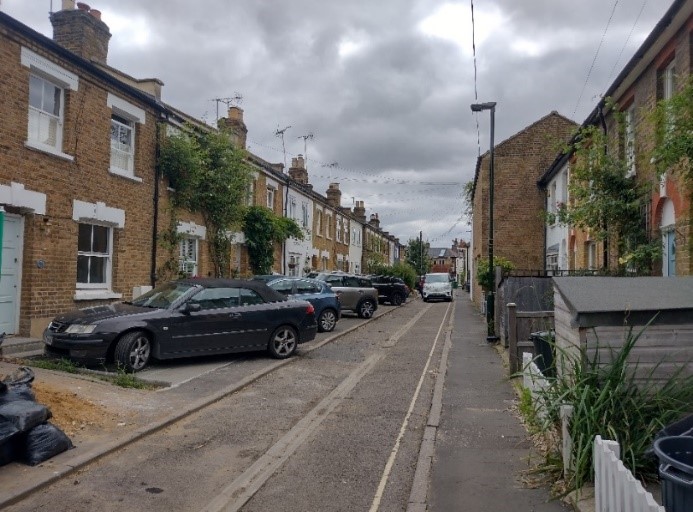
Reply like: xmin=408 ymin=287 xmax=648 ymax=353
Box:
xmin=176 ymin=278 xmax=287 ymax=302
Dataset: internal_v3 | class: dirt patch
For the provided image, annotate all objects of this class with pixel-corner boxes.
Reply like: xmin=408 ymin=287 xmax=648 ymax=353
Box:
xmin=33 ymin=382 xmax=113 ymax=438
xmin=1 ymin=362 xmax=164 ymax=446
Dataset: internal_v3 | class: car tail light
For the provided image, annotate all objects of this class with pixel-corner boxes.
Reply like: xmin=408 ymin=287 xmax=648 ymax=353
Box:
xmin=306 ymin=304 xmax=315 ymax=314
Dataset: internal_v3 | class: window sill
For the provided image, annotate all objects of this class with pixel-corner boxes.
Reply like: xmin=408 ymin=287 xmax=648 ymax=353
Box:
xmin=109 ymin=167 xmax=143 ymax=182
xmin=74 ymin=290 xmax=123 ymax=301
xmin=25 ymin=140 xmax=74 ymax=161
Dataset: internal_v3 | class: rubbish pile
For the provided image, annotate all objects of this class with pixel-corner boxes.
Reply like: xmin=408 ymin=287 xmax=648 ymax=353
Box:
xmin=0 ymin=367 xmax=73 ymax=467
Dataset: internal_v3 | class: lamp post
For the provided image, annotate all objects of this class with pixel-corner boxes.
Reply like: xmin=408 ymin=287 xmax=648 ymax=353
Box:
xmin=470 ymin=101 xmax=498 ymax=341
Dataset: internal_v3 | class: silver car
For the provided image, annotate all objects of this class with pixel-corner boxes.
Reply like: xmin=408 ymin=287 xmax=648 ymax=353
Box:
xmin=422 ymin=273 xmax=453 ymax=302
xmin=312 ymin=272 xmax=378 ymax=319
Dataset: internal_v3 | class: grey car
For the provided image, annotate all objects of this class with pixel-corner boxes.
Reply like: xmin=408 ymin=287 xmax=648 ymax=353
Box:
xmin=312 ymin=272 xmax=378 ymax=319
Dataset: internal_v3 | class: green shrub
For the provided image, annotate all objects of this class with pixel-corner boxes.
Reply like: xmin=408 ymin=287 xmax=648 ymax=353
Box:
xmin=539 ymin=321 xmax=693 ymax=491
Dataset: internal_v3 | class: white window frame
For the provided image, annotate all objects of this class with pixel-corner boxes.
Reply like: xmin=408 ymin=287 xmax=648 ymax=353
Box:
xmin=336 ymin=217 xmax=342 ymax=242
xmin=624 ymin=104 xmax=636 ymax=177
xmin=326 ymin=213 xmax=333 ymax=239
xmin=289 ymin=196 xmax=297 ymax=220
xmin=248 ymin=179 xmax=256 ymax=206
xmin=587 ymin=242 xmax=597 ymax=270
xmin=76 ymin=222 xmax=114 ymax=291
xmin=266 ymin=186 xmax=276 ymax=210
xmin=107 ymin=94 xmax=145 ymax=182
xmin=178 ymin=237 xmax=199 ymax=277
xmin=301 ymin=202 xmax=309 ymax=228
xmin=72 ymin=200 xmax=124 ymax=300
xmin=316 ymin=210 xmax=323 ymax=237
xmin=22 ymin=47 xmax=78 ymax=161
xmin=663 ymin=60 xmax=675 ymax=101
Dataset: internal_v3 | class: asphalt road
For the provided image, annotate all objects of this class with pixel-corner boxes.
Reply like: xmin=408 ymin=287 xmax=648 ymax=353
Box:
xmin=5 ymin=299 xmax=453 ymax=512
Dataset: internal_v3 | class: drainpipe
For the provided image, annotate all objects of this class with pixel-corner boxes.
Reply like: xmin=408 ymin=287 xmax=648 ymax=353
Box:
xmin=597 ymin=104 xmax=609 ymax=271
xmin=151 ymin=115 xmax=165 ymax=287
xmin=282 ymin=178 xmax=289 ymax=275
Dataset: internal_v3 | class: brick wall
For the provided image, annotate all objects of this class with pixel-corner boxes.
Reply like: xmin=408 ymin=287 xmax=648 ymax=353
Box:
xmin=1 ymin=25 xmax=159 ymax=336
xmin=472 ymin=113 xmax=577 ymax=307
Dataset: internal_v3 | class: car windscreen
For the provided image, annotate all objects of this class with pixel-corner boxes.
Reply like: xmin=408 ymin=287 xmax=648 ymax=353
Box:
xmin=425 ymin=274 xmax=449 ymax=283
xmin=131 ymin=282 xmax=197 ymax=309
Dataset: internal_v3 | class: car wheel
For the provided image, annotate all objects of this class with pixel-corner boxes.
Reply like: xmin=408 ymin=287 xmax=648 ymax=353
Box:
xmin=318 ymin=309 xmax=338 ymax=333
xmin=268 ymin=325 xmax=298 ymax=359
xmin=422 ymin=297 xmax=428 ymax=302
xmin=114 ymin=330 xmax=151 ymax=372
xmin=358 ymin=299 xmax=375 ymax=319
xmin=390 ymin=293 xmax=404 ymax=306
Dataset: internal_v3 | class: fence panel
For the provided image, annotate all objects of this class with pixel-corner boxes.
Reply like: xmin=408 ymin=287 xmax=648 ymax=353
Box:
xmin=593 ymin=435 xmax=664 ymax=512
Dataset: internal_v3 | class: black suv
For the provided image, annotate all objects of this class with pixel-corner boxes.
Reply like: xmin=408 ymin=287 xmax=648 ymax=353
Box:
xmin=369 ymin=275 xmax=410 ymax=306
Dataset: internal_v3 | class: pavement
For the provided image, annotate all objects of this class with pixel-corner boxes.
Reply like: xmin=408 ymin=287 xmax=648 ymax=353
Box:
xmin=419 ymin=293 xmax=573 ymax=511
xmin=0 ymin=292 xmax=583 ymax=511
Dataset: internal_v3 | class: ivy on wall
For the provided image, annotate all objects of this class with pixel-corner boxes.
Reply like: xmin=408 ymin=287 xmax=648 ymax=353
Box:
xmin=158 ymin=125 xmax=254 ymax=277
xmin=243 ymin=206 xmax=303 ymax=275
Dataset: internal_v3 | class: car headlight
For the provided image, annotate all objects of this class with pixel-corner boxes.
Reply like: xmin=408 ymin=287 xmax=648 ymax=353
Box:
xmin=65 ymin=324 xmax=98 ymax=334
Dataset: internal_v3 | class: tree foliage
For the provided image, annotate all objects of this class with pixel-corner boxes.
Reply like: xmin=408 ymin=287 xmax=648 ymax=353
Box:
xmin=476 ymin=256 xmax=514 ymax=291
xmin=159 ymin=126 xmax=254 ymax=277
xmin=243 ymin=206 xmax=303 ymax=275
xmin=651 ymin=76 xmax=693 ymax=184
xmin=556 ymin=116 xmax=658 ymax=274
xmin=369 ymin=262 xmax=418 ymax=289
xmin=405 ymin=238 xmax=430 ymax=275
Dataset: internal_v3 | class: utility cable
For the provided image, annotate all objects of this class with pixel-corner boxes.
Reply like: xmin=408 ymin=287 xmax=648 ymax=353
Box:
xmin=573 ymin=0 xmax=620 ymax=118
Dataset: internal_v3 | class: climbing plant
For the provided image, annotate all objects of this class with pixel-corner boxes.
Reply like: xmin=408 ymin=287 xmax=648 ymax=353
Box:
xmin=243 ymin=205 xmax=303 ymax=275
xmin=554 ymin=110 xmax=658 ymax=274
xmin=651 ymin=76 xmax=693 ymax=184
xmin=158 ymin=125 xmax=254 ymax=277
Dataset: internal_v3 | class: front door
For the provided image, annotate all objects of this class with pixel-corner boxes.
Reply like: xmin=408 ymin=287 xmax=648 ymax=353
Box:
xmin=665 ymin=230 xmax=676 ymax=276
xmin=0 ymin=215 xmax=23 ymax=335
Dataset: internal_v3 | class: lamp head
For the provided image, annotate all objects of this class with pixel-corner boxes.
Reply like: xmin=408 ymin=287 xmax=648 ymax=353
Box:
xmin=470 ymin=102 xmax=497 ymax=112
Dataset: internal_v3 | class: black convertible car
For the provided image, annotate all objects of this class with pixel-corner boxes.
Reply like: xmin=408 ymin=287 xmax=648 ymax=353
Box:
xmin=43 ymin=278 xmax=318 ymax=372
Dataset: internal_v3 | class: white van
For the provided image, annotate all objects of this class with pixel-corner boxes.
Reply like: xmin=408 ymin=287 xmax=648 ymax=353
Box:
xmin=422 ymin=273 xmax=453 ymax=302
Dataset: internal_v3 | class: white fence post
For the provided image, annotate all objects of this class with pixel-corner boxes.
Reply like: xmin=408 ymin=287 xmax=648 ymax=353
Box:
xmin=560 ymin=405 xmax=573 ymax=479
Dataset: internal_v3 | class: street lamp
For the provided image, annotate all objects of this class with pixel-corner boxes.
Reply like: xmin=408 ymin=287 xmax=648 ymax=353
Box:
xmin=470 ymin=101 xmax=498 ymax=341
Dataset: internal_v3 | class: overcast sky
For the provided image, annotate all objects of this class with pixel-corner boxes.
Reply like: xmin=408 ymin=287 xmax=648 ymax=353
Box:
xmin=2 ymin=0 xmax=675 ymax=246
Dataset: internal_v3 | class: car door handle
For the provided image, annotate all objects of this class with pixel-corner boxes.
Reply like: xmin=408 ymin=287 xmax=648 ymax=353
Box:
xmin=228 ymin=312 xmax=241 ymax=319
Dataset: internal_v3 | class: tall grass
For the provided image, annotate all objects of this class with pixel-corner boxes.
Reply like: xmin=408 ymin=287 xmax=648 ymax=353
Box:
xmin=539 ymin=321 xmax=693 ymax=491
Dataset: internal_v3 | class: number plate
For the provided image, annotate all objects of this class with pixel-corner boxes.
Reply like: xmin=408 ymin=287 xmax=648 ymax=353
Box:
xmin=44 ymin=334 xmax=53 ymax=345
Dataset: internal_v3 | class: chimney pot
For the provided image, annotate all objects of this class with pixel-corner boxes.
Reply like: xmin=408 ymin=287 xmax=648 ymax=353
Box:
xmin=89 ymin=9 xmax=101 ymax=20
xmin=62 ymin=0 xmax=76 ymax=10
xmin=76 ymin=2 xmax=90 ymax=10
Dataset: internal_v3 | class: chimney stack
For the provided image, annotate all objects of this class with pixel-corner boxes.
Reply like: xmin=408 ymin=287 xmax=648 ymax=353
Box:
xmin=326 ymin=183 xmax=342 ymax=208
xmin=50 ymin=2 xmax=112 ymax=64
xmin=217 ymin=106 xmax=248 ymax=148
xmin=353 ymin=201 xmax=366 ymax=222
xmin=369 ymin=213 xmax=380 ymax=229
xmin=289 ymin=155 xmax=309 ymax=185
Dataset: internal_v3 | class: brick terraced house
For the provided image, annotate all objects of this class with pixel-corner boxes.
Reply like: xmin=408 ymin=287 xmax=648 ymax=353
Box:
xmin=470 ymin=112 xmax=577 ymax=308
xmin=0 ymin=3 xmax=404 ymax=338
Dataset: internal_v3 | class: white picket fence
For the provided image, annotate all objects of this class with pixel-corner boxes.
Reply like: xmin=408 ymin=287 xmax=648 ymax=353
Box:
xmin=520 ymin=354 xmax=665 ymax=511
xmin=593 ymin=435 xmax=664 ymax=512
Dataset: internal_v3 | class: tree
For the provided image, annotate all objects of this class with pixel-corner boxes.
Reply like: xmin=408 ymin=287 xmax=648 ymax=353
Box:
xmin=476 ymin=256 xmax=514 ymax=291
xmin=405 ymin=238 xmax=430 ymax=276
xmin=554 ymin=116 xmax=658 ymax=274
xmin=159 ymin=126 xmax=254 ymax=277
xmin=243 ymin=206 xmax=303 ymax=275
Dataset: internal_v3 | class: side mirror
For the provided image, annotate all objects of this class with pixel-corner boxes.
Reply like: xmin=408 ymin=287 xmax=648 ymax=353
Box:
xmin=182 ymin=302 xmax=201 ymax=314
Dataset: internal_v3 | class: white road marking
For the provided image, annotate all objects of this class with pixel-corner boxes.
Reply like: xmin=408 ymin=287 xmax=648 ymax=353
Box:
xmin=201 ymin=305 xmax=432 ymax=512
xmin=369 ymin=302 xmax=451 ymax=512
